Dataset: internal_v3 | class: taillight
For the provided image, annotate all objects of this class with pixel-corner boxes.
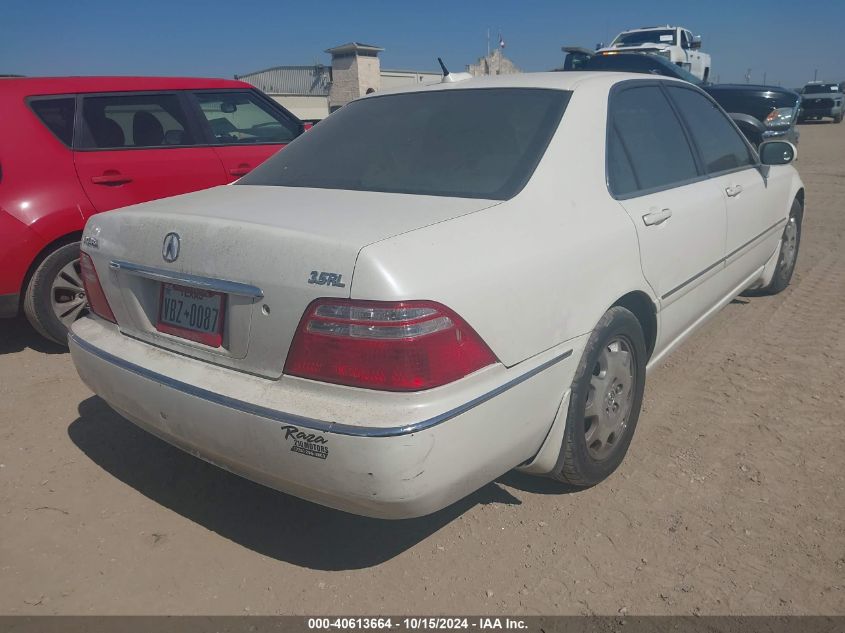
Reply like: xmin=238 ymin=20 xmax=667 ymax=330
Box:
xmin=79 ymin=252 xmax=116 ymax=323
xmin=284 ymin=299 xmax=497 ymax=391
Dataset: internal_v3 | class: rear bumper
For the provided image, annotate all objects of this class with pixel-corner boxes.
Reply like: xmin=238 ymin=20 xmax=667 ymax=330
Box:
xmin=69 ymin=317 xmax=581 ymax=519
xmin=0 ymin=293 xmax=18 ymax=319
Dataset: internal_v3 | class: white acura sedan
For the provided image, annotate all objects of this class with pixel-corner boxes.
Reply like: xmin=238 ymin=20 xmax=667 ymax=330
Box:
xmin=69 ymin=72 xmax=804 ymax=518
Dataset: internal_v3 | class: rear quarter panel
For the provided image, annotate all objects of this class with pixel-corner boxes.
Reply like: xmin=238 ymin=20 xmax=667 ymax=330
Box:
xmin=0 ymin=91 xmax=94 ymax=296
xmin=351 ymin=80 xmax=655 ymax=366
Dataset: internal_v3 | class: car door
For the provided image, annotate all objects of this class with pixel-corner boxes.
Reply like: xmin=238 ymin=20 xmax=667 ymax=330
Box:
xmin=73 ymin=92 xmax=228 ymax=213
xmin=607 ymin=83 xmax=728 ymax=349
xmin=665 ymin=85 xmax=788 ymax=290
xmin=189 ymin=90 xmax=301 ymax=182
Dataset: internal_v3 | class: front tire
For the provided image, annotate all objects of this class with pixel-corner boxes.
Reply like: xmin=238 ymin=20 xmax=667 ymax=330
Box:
xmin=552 ymin=307 xmax=647 ymax=487
xmin=23 ymin=242 xmax=87 ymax=345
xmin=760 ymin=198 xmax=802 ymax=295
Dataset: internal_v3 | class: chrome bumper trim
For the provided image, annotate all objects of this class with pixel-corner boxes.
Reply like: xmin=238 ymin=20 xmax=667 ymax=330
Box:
xmin=109 ymin=260 xmax=264 ymax=299
xmin=69 ymin=331 xmax=572 ymax=438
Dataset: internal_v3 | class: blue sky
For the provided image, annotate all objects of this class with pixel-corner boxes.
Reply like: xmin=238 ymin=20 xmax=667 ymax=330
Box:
xmin=3 ymin=0 xmax=843 ymax=88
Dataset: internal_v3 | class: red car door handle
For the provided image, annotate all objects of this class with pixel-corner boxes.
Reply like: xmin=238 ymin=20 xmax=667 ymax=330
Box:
xmin=229 ymin=164 xmax=251 ymax=177
xmin=91 ymin=173 xmax=132 ymax=185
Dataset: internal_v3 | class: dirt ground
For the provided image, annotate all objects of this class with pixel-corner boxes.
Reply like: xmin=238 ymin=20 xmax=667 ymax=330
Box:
xmin=1 ymin=122 xmax=843 ymax=617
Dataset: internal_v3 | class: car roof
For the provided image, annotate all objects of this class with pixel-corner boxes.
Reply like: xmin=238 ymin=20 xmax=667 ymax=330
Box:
xmin=371 ymin=71 xmax=686 ymax=98
xmin=0 ymin=76 xmax=251 ymax=97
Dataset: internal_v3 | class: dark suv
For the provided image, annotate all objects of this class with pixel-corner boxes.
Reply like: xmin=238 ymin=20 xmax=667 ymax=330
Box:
xmin=703 ymin=84 xmax=800 ymax=147
xmin=799 ymin=82 xmax=844 ymax=123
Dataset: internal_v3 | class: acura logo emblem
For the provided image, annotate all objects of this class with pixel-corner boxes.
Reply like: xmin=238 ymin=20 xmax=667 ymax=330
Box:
xmin=162 ymin=232 xmax=180 ymax=263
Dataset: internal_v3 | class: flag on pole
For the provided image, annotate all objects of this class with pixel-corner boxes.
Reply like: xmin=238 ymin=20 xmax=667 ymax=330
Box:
xmin=498 ymin=33 xmax=505 ymax=49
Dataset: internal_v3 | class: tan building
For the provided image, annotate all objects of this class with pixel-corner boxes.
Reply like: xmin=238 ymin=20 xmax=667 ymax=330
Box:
xmin=236 ymin=42 xmax=441 ymax=121
xmin=466 ymin=48 xmax=522 ymax=76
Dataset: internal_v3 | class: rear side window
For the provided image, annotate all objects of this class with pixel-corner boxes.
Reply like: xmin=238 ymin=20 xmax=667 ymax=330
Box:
xmin=239 ymin=88 xmax=570 ymax=200
xmin=79 ymin=94 xmax=194 ymax=149
xmin=607 ymin=85 xmax=699 ymax=196
xmin=666 ymin=86 xmax=754 ymax=174
xmin=194 ymin=91 xmax=299 ymax=144
xmin=30 ymin=97 xmax=76 ymax=146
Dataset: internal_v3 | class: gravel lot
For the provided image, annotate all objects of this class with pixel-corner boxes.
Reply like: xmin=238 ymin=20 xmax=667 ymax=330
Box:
xmin=1 ymin=122 xmax=843 ymax=616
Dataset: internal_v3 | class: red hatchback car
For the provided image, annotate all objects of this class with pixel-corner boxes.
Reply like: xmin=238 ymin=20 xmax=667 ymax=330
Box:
xmin=0 ymin=76 xmax=304 ymax=343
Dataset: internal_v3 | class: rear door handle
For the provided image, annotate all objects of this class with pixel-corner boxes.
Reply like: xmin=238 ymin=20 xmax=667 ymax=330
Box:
xmin=91 ymin=172 xmax=132 ymax=185
xmin=229 ymin=164 xmax=252 ymax=177
xmin=642 ymin=208 xmax=672 ymax=226
xmin=726 ymin=184 xmax=743 ymax=197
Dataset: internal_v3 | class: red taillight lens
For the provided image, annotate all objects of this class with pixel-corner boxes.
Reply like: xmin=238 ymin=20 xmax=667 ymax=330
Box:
xmin=79 ymin=252 xmax=116 ymax=323
xmin=284 ymin=299 xmax=498 ymax=391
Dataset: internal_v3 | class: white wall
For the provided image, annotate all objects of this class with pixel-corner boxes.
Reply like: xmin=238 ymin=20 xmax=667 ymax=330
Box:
xmin=270 ymin=95 xmax=329 ymax=121
xmin=380 ymin=70 xmax=441 ymax=91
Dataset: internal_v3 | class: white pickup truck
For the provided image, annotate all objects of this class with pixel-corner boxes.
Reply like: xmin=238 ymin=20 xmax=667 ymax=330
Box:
xmin=596 ymin=25 xmax=711 ymax=82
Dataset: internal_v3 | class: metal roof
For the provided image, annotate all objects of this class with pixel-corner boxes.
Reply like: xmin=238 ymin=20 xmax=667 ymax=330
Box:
xmin=235 ymin=65 xmax=331 ymax=96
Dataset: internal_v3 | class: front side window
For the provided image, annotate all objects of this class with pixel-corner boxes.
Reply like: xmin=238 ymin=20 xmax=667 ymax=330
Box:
xmin=30 ymin=97 xmax=75 ymax=146
xmin=195 ymin=91 xmax=299 ymax=145
xmin=80 ymin=94 xmax=194 ymax=149
xmin=667 ymin=86 xmax=754 ymax=174
xmin=607 ymin=85 xmax=699 ymax=196
xmin=239 ymin=88 xmax=571 ymax=200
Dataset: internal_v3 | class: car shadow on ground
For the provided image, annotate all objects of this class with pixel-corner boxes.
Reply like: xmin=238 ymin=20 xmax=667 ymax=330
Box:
xmin=0 ymin=316 xmax=66 ymax=355
xmin=68 ymin=396 xmax=542 ymax=571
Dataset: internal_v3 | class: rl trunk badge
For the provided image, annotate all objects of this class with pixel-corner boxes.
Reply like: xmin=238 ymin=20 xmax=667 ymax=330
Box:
xmin=162 ymin=232 xmax=180 ymax=263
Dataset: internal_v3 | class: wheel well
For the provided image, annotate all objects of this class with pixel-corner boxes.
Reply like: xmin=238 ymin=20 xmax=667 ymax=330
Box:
xmin=20 ymin=231 xmax=83 ymax=299
xmin=612 ymin=291 xmax=657 ymax=359
xmin=795 ymin=188 xmax=805 ymax=217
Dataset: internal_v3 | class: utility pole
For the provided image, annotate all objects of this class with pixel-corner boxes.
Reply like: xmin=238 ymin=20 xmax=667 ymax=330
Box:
xmin=745 ymin=68 xmax=752 ymax=84
xmin=814 ymin=68 xmax=818 ymax=81
xmin=762 ymin=71 xmax=767 ymax=85
xmin=487 ymin=28 xmax=490 ymax=58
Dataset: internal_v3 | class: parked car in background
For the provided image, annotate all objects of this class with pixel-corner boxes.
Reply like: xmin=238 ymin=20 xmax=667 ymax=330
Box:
xmin=596 ymin=25 xmax=711 ymax=81
xmin=559 ymin=53 xmax=800 ymax=148
xmin=0 ymin=76 xmax=304 ymax=344
xmin=576 ymin=51 xmax=704 ymax=84
xmin=69 ymin=72 xmax=804 ymax=519
xmin=798 ymin=82 xmax=843 ymax=123
xmin=703 ymin=85 xmax=801 ymax=147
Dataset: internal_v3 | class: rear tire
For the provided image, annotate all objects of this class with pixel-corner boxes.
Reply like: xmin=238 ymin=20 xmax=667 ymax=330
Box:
xmin=552 ymin=307 xmax=647 ymax=487
xmin=834 ymin=113 xmax=843 ymax=124
xmin=760 ymin=198 xmax=802 ymax=295
xmin=23 ymin=242 xmax=87 ymax=345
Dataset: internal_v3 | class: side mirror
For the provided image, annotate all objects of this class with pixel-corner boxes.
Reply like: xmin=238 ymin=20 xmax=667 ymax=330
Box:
xmin=690 ymin=35 xmax=702 ymax=50
xmin=759 ymin=140 xmax=797 ymax=165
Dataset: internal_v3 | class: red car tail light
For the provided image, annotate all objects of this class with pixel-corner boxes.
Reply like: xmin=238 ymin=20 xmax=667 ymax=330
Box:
xmin=284 ymin=299 xmax=497 ymax=391
xmin=79 ymin=252 xmax=116 ymax=323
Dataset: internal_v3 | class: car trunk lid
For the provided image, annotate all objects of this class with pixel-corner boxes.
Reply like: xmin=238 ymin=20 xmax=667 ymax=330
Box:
xmin=85 ymin=184 xmax=499 ymax=378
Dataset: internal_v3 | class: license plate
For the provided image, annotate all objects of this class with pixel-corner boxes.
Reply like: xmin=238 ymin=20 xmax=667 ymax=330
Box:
xmin=156 ymin=283 xmax=225 ymax=347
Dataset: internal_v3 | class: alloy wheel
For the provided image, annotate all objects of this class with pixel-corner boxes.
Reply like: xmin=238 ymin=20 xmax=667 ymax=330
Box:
xmin=51 ymin=259 xmax=88 ymax=328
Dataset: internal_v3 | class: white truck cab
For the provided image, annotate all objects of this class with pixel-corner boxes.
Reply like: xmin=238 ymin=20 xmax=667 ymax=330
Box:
xmin=597 ymin=25 xmax=711 ymax=81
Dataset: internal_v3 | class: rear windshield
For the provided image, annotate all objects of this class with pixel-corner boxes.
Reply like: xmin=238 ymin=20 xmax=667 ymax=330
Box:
xmin=238 ymin=88 xmax=570 ymax=200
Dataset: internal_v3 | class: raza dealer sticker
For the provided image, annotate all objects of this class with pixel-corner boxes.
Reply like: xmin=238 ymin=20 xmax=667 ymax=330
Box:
xmin=281 ymin=425 xmax=329 ymax=460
